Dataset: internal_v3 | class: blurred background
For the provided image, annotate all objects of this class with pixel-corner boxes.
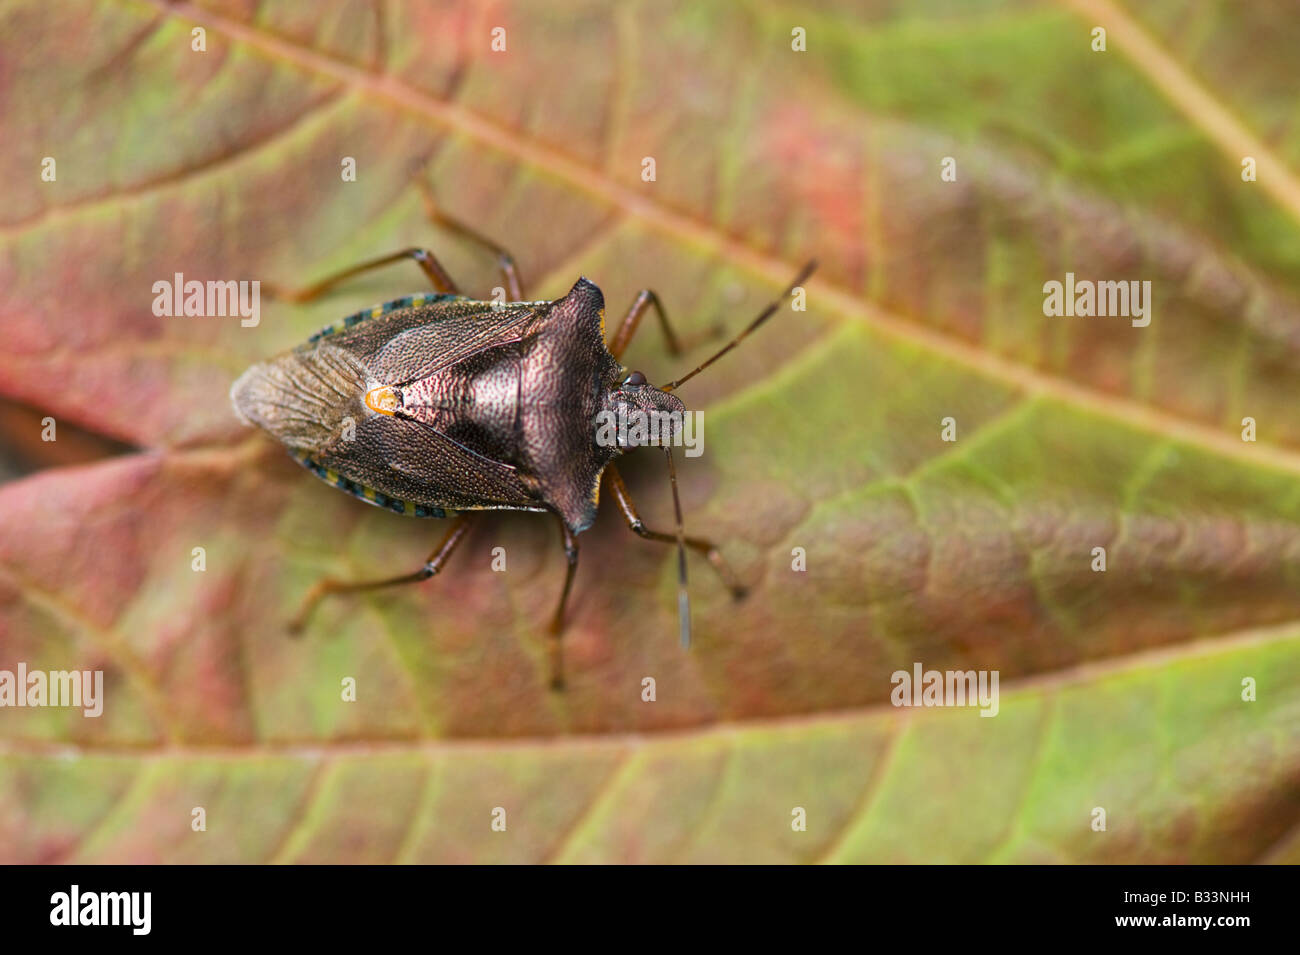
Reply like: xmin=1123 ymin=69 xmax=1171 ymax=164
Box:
xmin=1 ymin=0 xmax=1299 ymax=863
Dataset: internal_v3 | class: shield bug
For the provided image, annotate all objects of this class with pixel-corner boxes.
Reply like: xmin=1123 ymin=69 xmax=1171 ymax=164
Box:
xmin=231 ymin=182 xmax=814 ymax=689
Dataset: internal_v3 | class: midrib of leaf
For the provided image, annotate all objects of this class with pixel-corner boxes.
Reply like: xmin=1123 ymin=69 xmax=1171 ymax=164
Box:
xmin=102 ymin=0 xmax=1300 ymax=482
xmin=1 ymin=615 xmax=1295 ymax=758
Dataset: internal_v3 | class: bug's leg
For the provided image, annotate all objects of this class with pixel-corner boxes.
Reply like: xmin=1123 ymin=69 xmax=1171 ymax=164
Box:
xmin=608 ymin=289 xmax=683 ymax=361
xmin=289 ymin=515 xmax=474 ymax=633
xmin=545 ymin=518 xmax=579 ymax=691
xmin=415 ymin=179 xmax=524 ymax=302
xmin=604 ymin=464 xmax=747 ymax=599
xmin=263 ymin=247 xmax=462 ymax=303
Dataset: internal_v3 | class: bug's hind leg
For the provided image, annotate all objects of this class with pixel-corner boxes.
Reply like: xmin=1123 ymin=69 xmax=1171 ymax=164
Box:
xmin=289 ymin=515 xmax=474 ymax=633
xmin=263 ymin=247 xmax=462 ymax=302
xmin=608 ymin=289 xmax=683 ymax=360
xmin=415 ymin=179 xmax=524 ymax=302
xmin=604 ymin=464 xmax=747 ymax=599
xmin=546 ymin=518 xmax=579 ymax=692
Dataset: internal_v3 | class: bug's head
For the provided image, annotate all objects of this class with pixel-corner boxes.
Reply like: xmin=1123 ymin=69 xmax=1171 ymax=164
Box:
xmin=596 ymin=259 xmax=818 ymax=456
xmin=598 ymin=261 xmax=817 ymax=651
xmin=602 ymin=369 xmax=688 ymax=451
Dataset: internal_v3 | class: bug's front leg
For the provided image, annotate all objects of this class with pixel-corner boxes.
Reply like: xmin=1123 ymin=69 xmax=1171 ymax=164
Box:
xmin=607 ymin=289 xmax=683 ymax=360
xmin=546 ymin=518 xmax=580 ymax=691
xmin=603 ymin=464 xmax=747 ymax=599
xmin=288 ymin=514 xmax=475 ymax=633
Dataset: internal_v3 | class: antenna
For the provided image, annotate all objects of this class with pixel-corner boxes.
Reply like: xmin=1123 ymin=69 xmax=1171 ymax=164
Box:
xmin=660 ymin=260 xmax=817 ymax=393
xmin=664 ymin=445 xmax=691 ymax=648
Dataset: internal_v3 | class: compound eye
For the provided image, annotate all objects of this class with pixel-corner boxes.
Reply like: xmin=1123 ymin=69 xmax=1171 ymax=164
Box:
xmin=624 ymin=370 xmax=647 ymax=387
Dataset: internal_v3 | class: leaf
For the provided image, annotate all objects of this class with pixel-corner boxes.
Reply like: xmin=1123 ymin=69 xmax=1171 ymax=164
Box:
xmin=2 ymin=0 xmax=1300 ymax=862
